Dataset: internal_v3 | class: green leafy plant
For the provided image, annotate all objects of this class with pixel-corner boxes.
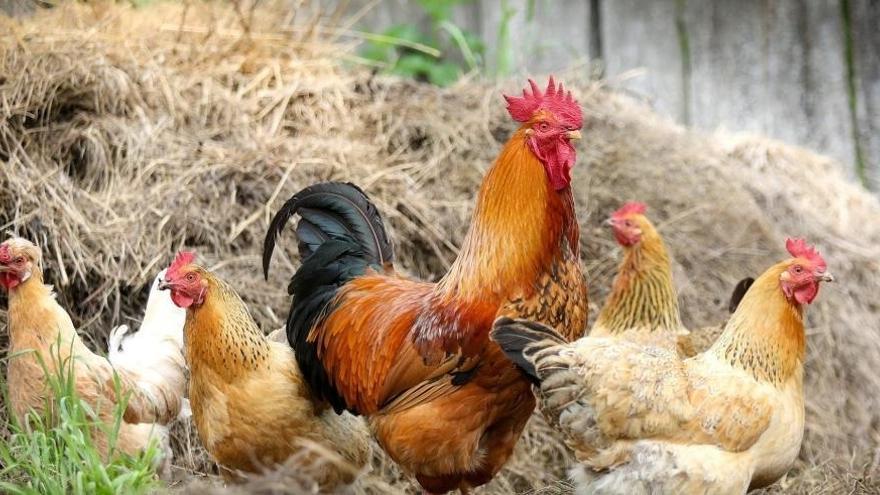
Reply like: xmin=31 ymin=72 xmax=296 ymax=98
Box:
xmin=492 ymin=0 xmax=517 ymax=78
xmin=0 ymin=344 xmax=161 ymax=495
xmin=360 ymin=0 xmax=485 ymax=86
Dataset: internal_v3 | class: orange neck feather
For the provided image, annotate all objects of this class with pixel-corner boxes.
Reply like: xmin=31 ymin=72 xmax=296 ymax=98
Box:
xmin=711 ymin=261 xmax=806 ymax=385
xmin=184 ymin=273 xmax=271 ymax=380
xmin=439 ymin=127 xmax=578 ymax=302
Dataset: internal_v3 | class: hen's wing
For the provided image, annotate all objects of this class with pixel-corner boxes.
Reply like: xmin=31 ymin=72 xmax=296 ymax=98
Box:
xmin=492 ymin=318 xmax=773 ymax=457
xmin=75 ymin=349 xmax=182 ymax=425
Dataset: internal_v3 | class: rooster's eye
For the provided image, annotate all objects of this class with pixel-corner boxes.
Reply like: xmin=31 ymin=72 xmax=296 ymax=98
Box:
xmin=186 ymin=273 xmax=195 ymax=281
xmin=14 ymin=257 xmax=24 ymax=264
xmin=793 ymin=265 xmax=803 ymax=274
xmin=538 ymin=122 xmax=550 ymax=131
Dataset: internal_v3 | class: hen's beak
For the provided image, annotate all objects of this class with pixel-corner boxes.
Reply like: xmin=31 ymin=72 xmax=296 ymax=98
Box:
xmin=816 ymin=272 xmax=835 ymax=283
xmin=604 ymin=218 xmax=615 ymax=227
xmin=0 ymin=264 xmax=12 ymax=273
xmin=157 ymin=280 xmax=172 ymax=291
xmin=566 ymin=130 xmax=582 ymax=140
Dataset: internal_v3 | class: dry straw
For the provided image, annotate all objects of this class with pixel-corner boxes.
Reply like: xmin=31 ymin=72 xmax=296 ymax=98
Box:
xmin=1 ymin=2 xmax=878 ymax=493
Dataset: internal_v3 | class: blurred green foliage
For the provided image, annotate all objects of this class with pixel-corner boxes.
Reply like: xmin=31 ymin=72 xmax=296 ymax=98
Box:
xmin=359 ymin=0 xmax=486 ymax=86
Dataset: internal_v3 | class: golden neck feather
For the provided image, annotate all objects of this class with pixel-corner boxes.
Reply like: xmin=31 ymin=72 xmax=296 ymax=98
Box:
xmin=711 ymin=262 xmax=806 ymax=385
xmin=439 ymin=127 xmax=577 ymax=301
xmin=593 ymin=226 xmax=682 ymax=334
xmin=185 ymin=274 xmax=271 ymax=377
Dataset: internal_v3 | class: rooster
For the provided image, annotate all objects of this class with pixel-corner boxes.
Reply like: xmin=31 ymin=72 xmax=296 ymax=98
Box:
xmin=594 ymin=201 xmax=751 ymax=355
xmin=158 ymin=252 xmax=370 ymax=488
xmin=492 ymin=238 xmax=833 ymax=494
xmin=0 ymin=237 xmax=186 ymax=477
xmin=262 ymin=77 xmax=588 ymax=493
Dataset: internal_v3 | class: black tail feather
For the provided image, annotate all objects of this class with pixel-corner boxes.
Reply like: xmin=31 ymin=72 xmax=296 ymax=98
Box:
xmin=262 ymin=182 xmax=393 ymax=280
xmin=728 ymin=276 xmax=755 ymax=314
xmin=262 ymin=182 xmax=394 ymax=414
xmin=491 ymin=317 xmax=567 ymax=386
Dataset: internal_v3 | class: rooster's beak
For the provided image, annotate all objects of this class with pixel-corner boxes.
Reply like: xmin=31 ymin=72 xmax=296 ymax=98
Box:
xmin=816 ymin=272 xmax=835 ymax=283
xmin=604 ymin=218 xmax=615 ymax=227
xmin=566 ymin=130 xmax=582 ymax=141
xmin=157 ymin=280 xmax=172 ymax=291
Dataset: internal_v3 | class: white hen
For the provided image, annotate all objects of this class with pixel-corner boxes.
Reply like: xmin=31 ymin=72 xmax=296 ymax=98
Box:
xmin=108 ymin=269 xmax=190 ymax=457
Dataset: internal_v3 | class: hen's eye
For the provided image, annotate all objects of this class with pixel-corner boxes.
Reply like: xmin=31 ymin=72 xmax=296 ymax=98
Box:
xmin=793 ymin=265 xmax=803 ymax=274
xmin=538 ymin=122 xmax=550 ymax=131
xmin=186 ymin=273 xmax=195 ymax=281
xmin=13 ymin=257 xmax=23 ymax=264
xmin=623 ymin=220 xmax=632 ymax=227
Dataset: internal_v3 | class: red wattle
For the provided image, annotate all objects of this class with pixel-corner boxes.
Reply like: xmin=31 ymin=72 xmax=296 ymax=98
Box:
xmin=613 ymin=229 xmax=639 ymax=247
xmin=0 ymin=273 xmax=20 ymax=290
xmin=793 ymin=283 xmax=819 ymax=305
xmin=528 ymin=137 xmax=577 ymax=191
xmin=171 ymin=291 xmax=195 ymax=308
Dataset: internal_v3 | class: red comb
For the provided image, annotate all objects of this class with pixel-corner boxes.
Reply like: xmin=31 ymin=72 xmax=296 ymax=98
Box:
xmin=785 ymin=238 xmax=826 ymax=271
xmin=612 ymin=201 xmax=648 ymax=219
xmin=0 ymin=244 xmax=9 ymax=263
xmin=167 ymin=251 xmax=196 ymax=280
xmin=504 ymin=76 xmax=583 ymax=129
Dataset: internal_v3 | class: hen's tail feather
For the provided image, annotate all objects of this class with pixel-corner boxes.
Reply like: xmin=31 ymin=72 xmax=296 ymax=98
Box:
xmin=262 ymin=182 xmax=394 ymax=280
xmin=492 ymin=318 xmax=589 ymax=444
xmin=728 ymin=277 xmax=755 ymax=314
xmin=491 ymin=317 xmax=567 ymax=386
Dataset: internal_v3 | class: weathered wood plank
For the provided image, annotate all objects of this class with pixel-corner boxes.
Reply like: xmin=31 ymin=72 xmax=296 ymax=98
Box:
xmin=341 ymin=0 xmax=871 ymax=188
xmin=526 ymin=0 xmax=592 ymax=74
xmin=683 ymin=0 xmax=855 ymax=173
xmin=767 ymin=0 xmax=854 ymax=172
xmin=850 ymin=0 xmax=880 ymax=189
xmin=600 ymin=0 xmax=686 ymax=122
xmin=684 ymin=1 xmax=776 ymax=136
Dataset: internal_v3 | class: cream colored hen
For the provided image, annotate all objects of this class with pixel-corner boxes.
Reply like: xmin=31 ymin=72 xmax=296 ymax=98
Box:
xmin=493 ymin=238 xmax=833 ymax=494
xmin=0 ymin=237 xmax=186 ymax=477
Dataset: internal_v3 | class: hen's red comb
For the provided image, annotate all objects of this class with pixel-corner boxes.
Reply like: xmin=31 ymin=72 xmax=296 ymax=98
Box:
xmin=504 ymin=76 xmax=582 ymax=129
xmin=612 ymin=201 xmax=648 ymax=219
xmin=0 ymin=244 xmax=10 ymax=263
xmin=785 ymin=238 xmax=826 ymax=271
xmin=167 ymin=251 xmax=196 ymax=280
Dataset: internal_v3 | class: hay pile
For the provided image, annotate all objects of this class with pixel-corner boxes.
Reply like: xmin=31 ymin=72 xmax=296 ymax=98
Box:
xmin=1 ymin=2 xmax=878 ymax=493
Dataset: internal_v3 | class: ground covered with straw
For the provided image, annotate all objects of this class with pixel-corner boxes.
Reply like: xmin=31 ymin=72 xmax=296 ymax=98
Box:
xmin=1 ymin=2 xmax=879 ymax=493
